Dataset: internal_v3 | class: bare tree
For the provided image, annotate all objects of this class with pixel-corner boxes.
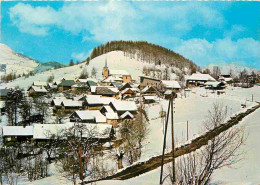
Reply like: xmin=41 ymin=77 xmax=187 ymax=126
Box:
xmin=91 ymin=67 xmax=97 ymax=78
xmin=166 ymin=102 xmax=246 ymax=185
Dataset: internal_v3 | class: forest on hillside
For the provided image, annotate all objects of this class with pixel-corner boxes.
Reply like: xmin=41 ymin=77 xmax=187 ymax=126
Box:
xmin=84 ymin=41 xmax=197 ymax=73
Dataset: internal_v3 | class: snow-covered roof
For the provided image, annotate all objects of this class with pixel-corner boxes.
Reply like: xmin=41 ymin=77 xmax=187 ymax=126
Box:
xmin=143 ymin=96 xmax=157 ymax=100
xmin=86 ymin=95 xmax=115 ymax=105
xmin=111 ymin=100 xmax=137 ymax=112
xmin=187 ymin=73 xmax=216 ymax=82
xmin=29 ymin=86 xmax=48 ymax=93
xmin=33 ymin=81 xmax=47 ymax=87
xmin=71 ymin=110 xmax=107 ymax=123
xmin=164 ymin=90 xmax=173 ymax=95
xmin=121 ymin=88 xmax=135 ymax=94
xmin=102 ymin=105 xmax=119 ymax=120
xmin=102 ymin=76 xmax=123 ymax=83
xmin=62 ymin=100 xmax=82 ymax=107
xmin=3 ymin=126 xmax=33 ymax=136
xmin=141 ymin=86 xmax=157 ymax=93
xmin=205 ymin=81 xmax=225 ymax=87
xmin=33 ymin=124 xmax=68 ymax=140
xmin=161 ymin=80 xmax=181 ymax=89
xmin=110 ymin=70 xmax=129 ymax=76
xmin=120 ymin=111 xmax=134 ymax=119
xmin=33 ymin=123 xmax=112 ymax=139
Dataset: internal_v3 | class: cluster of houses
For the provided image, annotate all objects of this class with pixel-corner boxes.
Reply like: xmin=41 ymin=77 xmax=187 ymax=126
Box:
xmin=3 ymin=61 xmax=256 ymax=144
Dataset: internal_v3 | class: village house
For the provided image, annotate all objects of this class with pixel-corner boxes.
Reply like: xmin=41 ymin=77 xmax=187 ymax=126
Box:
xmin=120 ymin=111 xmax=134 ymax=125
xmin=100 ymin=105 xmax=119 ymax=127
xmin=33 ymin=81 xmax=48 ymax=87
xmin=33 ymin=123 xmax=114 ymax=142
xmin=58 ymin=80 xmax=76 ymax=91
xmin=140 ymin=76 xmax=160 ymax=90
xmin=27 ymin=86 xmax=48 ymax=96
xmin=0 ymin=88 xmax=10 ymax=101
xmin=186 ymin=73 xmax=216 ymax=87
xmin=141 ymin=86 xmax=159 ymax=96
xmin=81 ymin=95 xmax=115 ymax=110
xmin=205 ymin=81 xmax=226 ymax=90
xmin=61 ymin=99 xmax=82 ymax=114
xmin=2 ymin=126 xmax=33 ymax=143
xmin=92 ymin=86 xmax=119 ymax=99
xmin=51 ymin=97 xmax=67 ymax=114
xmin=219 ymin=74 xmax=233 ymax=84
xmin=120 ymin=88 xmax=137 ymax=99
xmin=71 ymin=83 xmax=89 ymax=92
xmin=143 ymin=95 xmax=158 ymax=104
xmin=69 ymin=110 xmax=107 ymax=124
xmin=109 ymin=100 xmax=137 ymax=117
xmin=158 ymin=80 xmax=181 ymax=92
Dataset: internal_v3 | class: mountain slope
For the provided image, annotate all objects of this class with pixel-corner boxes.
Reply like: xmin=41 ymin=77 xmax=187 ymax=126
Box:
xmin=84 ymin=41 xmax=197 ymax=73
xmin=0 ymin=43 xmax=39 ymax=75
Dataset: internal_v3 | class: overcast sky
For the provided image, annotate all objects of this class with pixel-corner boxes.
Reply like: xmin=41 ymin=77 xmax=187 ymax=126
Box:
xmin=1 ymin=1 xmax=259 ymax=68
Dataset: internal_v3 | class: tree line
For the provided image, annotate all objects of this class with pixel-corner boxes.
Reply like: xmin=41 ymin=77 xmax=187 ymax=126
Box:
xmin=84 ymin=41 xmax=197 ymax=73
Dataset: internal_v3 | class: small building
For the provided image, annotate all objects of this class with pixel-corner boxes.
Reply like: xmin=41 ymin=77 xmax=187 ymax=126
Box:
xmin=61 ymin=100 xmax=82 ymax=114
xmin=143 ymin=96 xmax=158 ymax=104
xmin=95 ymin=86 xmax=119 ymax=99
xmin=33 ymin=81 xmax=48 ymax=87
xmin=100 ymin=105 xmax=119 ymax=127
xmin=109 ymin=100 xmax=137 ymax=116
xmin=0 ymin=88 xmax=10 ymax=101
xmin=159 ymin=80 xmax=181 ymax=92
xmin=186 ymin=73 xmax=216 ymax=87
xmin=82 ymin=95 xmax=115 ymax=110
xmin=58 ymin=80 xmax=76 ymax=91
xmin=121 ymin=88 xmax=136 ymax=99
xmin=205 ymin=81 xmax=226 ymax=90
xmin=71 ymin=83 xmax=89 ymax=92
xmin=51 ymin=97 xmax=67 ymax=113
xmin=141 ymin=86 xmax=158 ymax=96
xmin=33 ymin=123 xmax=113 ymax=142
xmin=69 ymin=110 xmax=107 ymax=124
xmin=27 ymin=86 xmax=48 ymax=96
xmin=120 ymin=111 xmax=134 ymax=125
xmin=140 ymin=76 xmax=160 ymax=90
xmin=2 ymin=126 xmax=33 ymax=142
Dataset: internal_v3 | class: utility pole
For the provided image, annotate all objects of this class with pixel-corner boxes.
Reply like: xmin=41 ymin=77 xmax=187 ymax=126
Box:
xmin=159 ymin=92 xmax=176 ymax=185
xmin=170 ymin=93 xmax=175 ymax=183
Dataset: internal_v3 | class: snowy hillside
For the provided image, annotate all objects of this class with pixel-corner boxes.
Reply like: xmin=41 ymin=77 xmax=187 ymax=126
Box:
xmin=201 ymin=63 xmax=259 ymax=76
xmin=0 ymin=43 xmax=39 ymax=75
xmin=3 ymin=51 xmax=166 ymax=89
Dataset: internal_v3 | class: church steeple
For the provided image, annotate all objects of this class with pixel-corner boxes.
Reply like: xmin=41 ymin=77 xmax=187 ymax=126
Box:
xmin=105 ymin=58 xmax=108 ymax=68
xmin=102 ymin=58 xmax=109 ymax=78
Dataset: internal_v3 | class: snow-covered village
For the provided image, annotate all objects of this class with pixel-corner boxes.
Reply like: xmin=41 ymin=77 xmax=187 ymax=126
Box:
xmin=0 ymin=1 xmax=260 ymax=185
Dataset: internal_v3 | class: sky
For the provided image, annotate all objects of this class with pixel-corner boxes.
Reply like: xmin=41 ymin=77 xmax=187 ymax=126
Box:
xmin=1 ymin=1 xmax=259 ymax=68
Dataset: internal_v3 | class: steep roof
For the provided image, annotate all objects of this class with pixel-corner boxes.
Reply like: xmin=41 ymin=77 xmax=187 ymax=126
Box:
xmin=96 ymin=87 xmax=118 ymax=95
xmin=120 ymin=111 xmax=134 ymax=119
xmin=70 ymin=110 xmax=107 ymax=123
xmin=187 ymin=73 xmax=216 ymax=81
xmin=33 ymin=81 xmax=47 ymax=87
xmin=110 ymin=100 xmax=137 ymax=112
xmin=58 ymin=80 xmax=76 ymax=87
xmin=161 ymin=80 xmax=181 ymax=89
xmin=28 ymin=86 xmax=48 ymax=93
xmin=62 ymin=100 xmax=82 ymax=107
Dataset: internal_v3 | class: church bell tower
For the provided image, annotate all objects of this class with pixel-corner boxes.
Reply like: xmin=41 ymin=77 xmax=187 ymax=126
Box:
xmin=102 ymin=58 xmax=109 ymax=78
